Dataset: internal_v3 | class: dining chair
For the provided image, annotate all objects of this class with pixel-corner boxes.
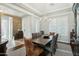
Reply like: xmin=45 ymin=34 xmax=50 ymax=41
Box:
xmin=0 ymin=41 xmax=8 ymax=56
xmin=24 ymin=37 xmax=43 ymax=56
xmin=54 ymin=34 xmax=59 ymax=53
xmin=49 ymin=32 xmax=55 ymax=36
xmin=51 ymin=35 xmax=56 ymax=55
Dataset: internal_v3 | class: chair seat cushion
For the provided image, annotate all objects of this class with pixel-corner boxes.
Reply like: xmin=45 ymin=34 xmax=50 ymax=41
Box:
xmin=33 ymin=47 xmax=43 ymax=56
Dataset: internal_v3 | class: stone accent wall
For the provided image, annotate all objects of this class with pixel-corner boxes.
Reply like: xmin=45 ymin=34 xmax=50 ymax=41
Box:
xmin=13 ymin=16 xmax=22 ymax=35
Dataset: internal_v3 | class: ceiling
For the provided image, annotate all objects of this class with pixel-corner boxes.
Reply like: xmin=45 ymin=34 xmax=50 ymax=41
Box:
xmin=23 ymin=3 xmax=73 ymax=15
xmin=0 ymin=3 xmax=28 ymax=17
xmin=0 ymin=3 xmax=73 ymax=17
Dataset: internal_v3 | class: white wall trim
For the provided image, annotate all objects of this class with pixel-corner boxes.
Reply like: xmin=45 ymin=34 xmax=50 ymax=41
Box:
xmin=17 ymin=3 xmax=42 ymax=16
xmin=0 ymin=3 xmax=40 ymax=18
xmin=0 ymin=3 xmax=73 ymax=17
xmin=7 ymin=3 xmax=41 ymax=17
xmin=42 ymin=6 xmax=72 ymax=16
xmin=42 ymin=7 xmax=72 ymax=17
xmin=47 ymin=11 xmax=73 ymax=18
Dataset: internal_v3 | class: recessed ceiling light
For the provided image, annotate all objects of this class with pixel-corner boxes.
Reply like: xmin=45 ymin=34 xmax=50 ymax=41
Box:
xmin=49 ymin=3 xmax=55 ymax=6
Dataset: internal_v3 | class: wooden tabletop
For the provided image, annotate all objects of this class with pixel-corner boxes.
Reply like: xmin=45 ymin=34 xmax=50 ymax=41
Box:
xmin=32 ymin=37 xmax=52 ymax=45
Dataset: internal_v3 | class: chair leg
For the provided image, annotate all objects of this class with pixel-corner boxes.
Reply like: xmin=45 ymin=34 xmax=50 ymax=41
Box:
xmin=51 ymin=52 xmax=53 ymax=56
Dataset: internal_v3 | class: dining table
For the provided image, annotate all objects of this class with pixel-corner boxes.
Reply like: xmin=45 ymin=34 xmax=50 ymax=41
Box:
xmin=32 ymin=36 xmax=52 ymax=46
xmin=32 ymin=35 xmax=53 ymax=55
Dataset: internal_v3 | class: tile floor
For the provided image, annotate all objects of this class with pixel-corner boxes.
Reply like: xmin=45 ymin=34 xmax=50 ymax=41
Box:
xmin=6 ymin=42 xmax=73 ymax=56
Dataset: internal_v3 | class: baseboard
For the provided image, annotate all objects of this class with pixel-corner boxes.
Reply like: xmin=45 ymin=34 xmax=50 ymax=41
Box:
xmin=57 ymin=41 xmax=70 ymax=45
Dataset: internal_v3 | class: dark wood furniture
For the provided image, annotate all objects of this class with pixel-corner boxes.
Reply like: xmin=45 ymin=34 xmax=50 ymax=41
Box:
xmin=32 ymin=37 xmax=52 ymax=46
xmin=43 ymin=35 xmax=49 ymax=39
xmin=0 ymin=40 xmax=8 ymax=56
xmin=51 ymin=34 xmax=59 ymax=55
xmin=49 ymin=32 xmax=55 ymax=36
xmin=70 ymin=40 xmax=79 ymax=56
xmin=32 ymin=34 xmax=58 ymax=56
xmin=54 ymin=34 xmax=59 ymax=49
xmin=14 ymin=31 xmax=23 ymax=40
xmin=40 ymin=31 xmax=44 ymax=35
xmin=32 ymin=33 xmax=41 ymax=39
xmin=32 ymin=36 xmax=53 ymax=55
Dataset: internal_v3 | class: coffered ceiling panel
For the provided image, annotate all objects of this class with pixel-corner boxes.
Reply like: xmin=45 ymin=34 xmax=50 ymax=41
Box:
xmin=0 ymin=3 xmax=73 ymax=17
xmin=26 ymin=3 xmax=73 ymax=15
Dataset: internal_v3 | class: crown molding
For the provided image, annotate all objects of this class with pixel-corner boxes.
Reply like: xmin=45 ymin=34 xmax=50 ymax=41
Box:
xmin=13 ymin=3 xmax=42 ymax=17
xmin=42 ymin=6 xmax=72 ymax=16
xmin=6 ymin=3 xmax=72 ymax=17
xmin=0 ymin=3 xmax=40 ymax=17
xmin=0 ymin=3 xmax=73 ymax=18
xmin=41 ymin=7 xmax=72 ymax=17
xmin=19 ymin=4 xmax=42 ymax=15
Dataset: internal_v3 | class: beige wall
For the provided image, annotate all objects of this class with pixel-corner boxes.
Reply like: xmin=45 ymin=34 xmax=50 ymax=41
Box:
xmin=13 ymin=16 xmax=22 ymax=34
